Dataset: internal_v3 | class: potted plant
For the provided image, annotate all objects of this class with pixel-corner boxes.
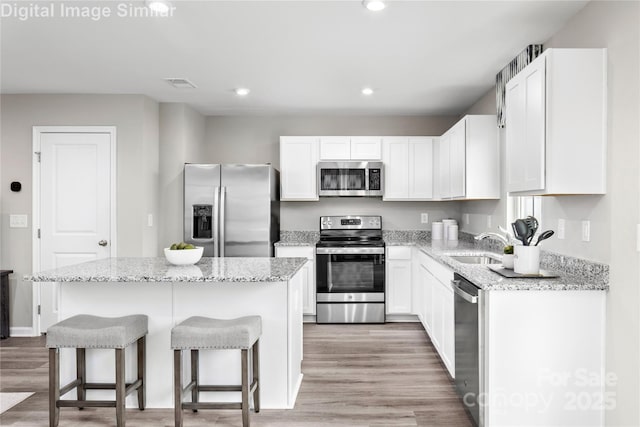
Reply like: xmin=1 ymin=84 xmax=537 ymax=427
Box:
xmin=503 ymin=245 xmax=514 ymax=269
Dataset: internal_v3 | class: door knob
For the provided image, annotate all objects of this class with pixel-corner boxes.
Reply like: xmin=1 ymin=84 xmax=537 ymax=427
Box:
xmin=98 ymin=240 xmax=108 ymax=247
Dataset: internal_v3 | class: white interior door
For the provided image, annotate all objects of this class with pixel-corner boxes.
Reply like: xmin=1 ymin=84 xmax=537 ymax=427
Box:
xmin=35 ymin=129 xmax=115 ymax=333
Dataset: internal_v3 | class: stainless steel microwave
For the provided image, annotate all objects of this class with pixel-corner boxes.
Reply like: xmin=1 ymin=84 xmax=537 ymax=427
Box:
xmin=317 ymin=161 xmax=384 ymax=197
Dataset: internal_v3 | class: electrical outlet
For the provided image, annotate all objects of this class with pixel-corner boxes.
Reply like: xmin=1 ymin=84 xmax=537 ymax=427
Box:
xmin=463 ymin=213 xmax=470 ymax=225
xmin=147 ymin=214 xmax=153 ymax=227
xmin=421 ymin=213 xmax=429 ymax=224
xmin=487 ymin=215 xmax=492 ymax=229
xmin=581 ymin=220 xmax=591 ymax=242
xmin=557 ymin=219 xmax=565 ymax=240
xmin=9 ymin=214 xmax=28 ymax=228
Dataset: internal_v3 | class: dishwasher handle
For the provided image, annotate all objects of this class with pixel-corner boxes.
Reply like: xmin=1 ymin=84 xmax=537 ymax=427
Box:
xmin=452 ymin=279 xmax=478 ymax=304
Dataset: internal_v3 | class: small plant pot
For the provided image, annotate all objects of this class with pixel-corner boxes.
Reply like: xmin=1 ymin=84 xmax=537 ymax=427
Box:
xmin=514 ymin=246 xmax=540 ymax=275
xmin=502 ymin=254 xmax=514 ymax=269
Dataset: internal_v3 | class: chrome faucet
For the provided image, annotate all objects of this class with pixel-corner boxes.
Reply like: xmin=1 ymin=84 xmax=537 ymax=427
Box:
xmin=474 ymin=232 xmax=510 ymax=247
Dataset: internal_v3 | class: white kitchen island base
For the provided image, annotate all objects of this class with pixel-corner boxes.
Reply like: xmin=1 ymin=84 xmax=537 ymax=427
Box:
xmin=54 ymin=273 xmax=304 ymax=409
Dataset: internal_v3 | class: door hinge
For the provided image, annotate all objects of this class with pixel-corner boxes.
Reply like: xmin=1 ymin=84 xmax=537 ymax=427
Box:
xmin=37 ymin=305 xmax=41 ymax=315
xmin=35 ymin=151 xmax=41 ymax=162
xmin=37 ymin=228 xmax=41 ymax=239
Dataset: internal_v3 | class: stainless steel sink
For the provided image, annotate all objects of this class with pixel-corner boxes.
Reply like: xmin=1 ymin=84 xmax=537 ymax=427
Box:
xmin=449 ymin=255 xmax=501 ymax=265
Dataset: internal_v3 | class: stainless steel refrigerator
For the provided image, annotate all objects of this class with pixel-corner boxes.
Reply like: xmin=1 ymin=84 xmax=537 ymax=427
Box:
xmin=184 ymin=164 xmax=280 ymax=257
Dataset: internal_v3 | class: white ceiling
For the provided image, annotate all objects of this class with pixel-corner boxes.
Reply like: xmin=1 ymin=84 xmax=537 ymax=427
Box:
xmin=1 ymin=0 xmax=588 ymax=115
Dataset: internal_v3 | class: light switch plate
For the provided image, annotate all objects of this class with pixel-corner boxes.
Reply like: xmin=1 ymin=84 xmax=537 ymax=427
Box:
xmin=557 ymin=219 xmax=565 ymax=239
xmin=581 ymin=220 xmax=591 ymax=242
xmin=147 ymin=214 xmax=153 ymax=227
xmin=9 ymin=214 xmax=28 ymax=228
xmin=420 ymin=213 xmax=429 ymax=224
xmin=463 ymin=213 xmax=470 ymax=225
xmin=487 ymin=215 xmax=492 ymax=229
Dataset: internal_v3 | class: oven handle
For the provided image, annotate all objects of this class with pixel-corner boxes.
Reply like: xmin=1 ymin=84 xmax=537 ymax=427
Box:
xmin=316 ymin=247 xmax=385 ymax=255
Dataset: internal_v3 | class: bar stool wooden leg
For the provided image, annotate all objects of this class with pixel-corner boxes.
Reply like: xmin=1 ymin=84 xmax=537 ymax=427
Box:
xmin=76 ymin=348 xmax=86 ymax=409
xmin=241 ymin=349 xmax=250 ymax=427
xmin=252 ymin=340 xmax=260 ymax=413
xmin=190 ymin=349 xmax=199 ymax=412
xmin=49 ymin=348 xmax=60 ymax=427
xmin=174 ymin=350 xmax=183 ymax=427
xmin=137 ymin=336 xmax=146 ymax=410
xmin=115 ymin=348 xmax=126 ymax=427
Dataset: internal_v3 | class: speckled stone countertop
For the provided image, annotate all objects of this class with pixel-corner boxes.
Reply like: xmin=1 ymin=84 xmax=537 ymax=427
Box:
xmin=274 ymin=231 xmax=319 ymax=247
xmin=27 ymin=257 xmax=308 ymax=283
xmin=417 ymin=239 xmax=608 ymax=291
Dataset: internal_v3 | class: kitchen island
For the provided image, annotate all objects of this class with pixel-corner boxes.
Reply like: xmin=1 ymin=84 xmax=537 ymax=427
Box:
xmin=28 ymin=257 xmax=308 ymax=409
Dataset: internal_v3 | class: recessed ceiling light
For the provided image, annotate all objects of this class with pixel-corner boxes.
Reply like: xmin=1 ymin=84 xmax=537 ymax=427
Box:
xmin=146 ymin=0 xmax=171 ymax=13
xmin=235 ymin=88 xmax=250 ymax=96
xmin=362 ymin=87 xmax=374 ymax=96
xmin=164 ymin=78 xmax=196 ymax=89
xmin=363 ymin=0 xmax=386 ymax=12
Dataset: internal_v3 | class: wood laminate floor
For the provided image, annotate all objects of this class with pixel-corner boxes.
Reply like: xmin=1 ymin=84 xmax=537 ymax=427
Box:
xmin=0 ymin=323 xmax=473 ymax=426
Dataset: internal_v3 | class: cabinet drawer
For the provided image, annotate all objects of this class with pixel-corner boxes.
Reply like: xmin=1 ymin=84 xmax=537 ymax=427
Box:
xmin=386 ymin=246 xmax=412 ymax=260
xmin=275 ymin=246 xmax=314 ymax=260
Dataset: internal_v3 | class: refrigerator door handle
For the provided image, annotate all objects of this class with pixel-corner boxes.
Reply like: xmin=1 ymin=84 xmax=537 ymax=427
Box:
xmin=213 ymin=186 xmax=220 ymax=257
xmin=220 ymin=186 xmax=226 ymax=257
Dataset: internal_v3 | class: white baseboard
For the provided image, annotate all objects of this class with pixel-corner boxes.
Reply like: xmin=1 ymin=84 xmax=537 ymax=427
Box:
xmin=385 ymin=314 xmax=420 ymax=322
xmin=9 ymin=326 xmax=37 ymax=337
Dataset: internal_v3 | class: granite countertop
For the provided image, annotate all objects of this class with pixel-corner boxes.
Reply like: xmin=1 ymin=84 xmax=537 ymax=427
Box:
xmin=274 ymin=231 xmax=319 ymax=247
xmin=26 ymin=257 xmax=308 ymax=283
xmin=417 ymin=240 xmax=609 ymax=292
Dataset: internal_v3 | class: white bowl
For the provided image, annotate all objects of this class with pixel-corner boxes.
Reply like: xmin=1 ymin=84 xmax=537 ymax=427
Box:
xmin=164 ymin=246 xmax=204 ymax=265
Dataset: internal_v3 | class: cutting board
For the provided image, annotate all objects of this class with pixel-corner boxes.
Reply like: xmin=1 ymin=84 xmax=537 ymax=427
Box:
xmin=488 ymin=264 xmax=559 ymax=279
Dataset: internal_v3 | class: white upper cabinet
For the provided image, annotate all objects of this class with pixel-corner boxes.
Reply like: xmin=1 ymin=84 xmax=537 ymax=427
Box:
xmin=319 ymin=137 xmax=382 ymax=160
xmin=280 ymin=136 xmax=319 ymax=201
xmin=409 ymin=138 xmax=434 ymax=199
xmin=448 ymin=120 xmax=466 ymax=198
xmin=437 ymin=115 xmax=499 ymax=200
xmin=505 ymin=48 xmax=607 ymax=195
xmin=319 ymin=137 xmax=350 ymax=160
xmin=350 ymin=137 xmax=382 ymax=160
xmin=383 ymin=137 xmax=434 ymax=201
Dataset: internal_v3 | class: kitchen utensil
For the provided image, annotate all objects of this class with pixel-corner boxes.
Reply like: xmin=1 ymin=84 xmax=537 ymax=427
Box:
xmin=512 ymin=220 xmax=529 ymax=245
xmin=524 ymin=216 xmax=539 ymax=245
xmin=534 ymin=230 xmax=555 ymax=246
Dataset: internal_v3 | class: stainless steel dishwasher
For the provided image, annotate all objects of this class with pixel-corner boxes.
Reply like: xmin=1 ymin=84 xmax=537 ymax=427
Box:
xmin=452 ymin=273 xmax=482 ymax=427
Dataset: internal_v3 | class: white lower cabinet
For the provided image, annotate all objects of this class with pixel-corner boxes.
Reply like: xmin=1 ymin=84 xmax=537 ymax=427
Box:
xmin=386 ymin=246 xmax=413 ymax=314
xmin=415 ymin=250 xmax=455 ymax=377
xmin=275 ymin=246 xmax=315 ymax=316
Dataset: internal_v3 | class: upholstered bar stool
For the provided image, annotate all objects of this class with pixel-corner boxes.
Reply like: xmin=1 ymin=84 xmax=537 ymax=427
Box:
xmin=46 ymin=314 xmax=148 ymax=427
xmin=171 ymin=316 xmax=261 ymax=427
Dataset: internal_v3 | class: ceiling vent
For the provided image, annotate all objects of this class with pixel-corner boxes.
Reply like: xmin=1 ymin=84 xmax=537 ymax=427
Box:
xmin=164 ymin=78 xmax=197 ymax=89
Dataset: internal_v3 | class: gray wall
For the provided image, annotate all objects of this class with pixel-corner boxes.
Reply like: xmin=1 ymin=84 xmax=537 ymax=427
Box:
xmin=202 ymin=115 xmax=462 ymax=230
xmin=159 ymin=103 xmax=206 ymax=251
xmin=0 ymin=94 xmax=160 ymax=329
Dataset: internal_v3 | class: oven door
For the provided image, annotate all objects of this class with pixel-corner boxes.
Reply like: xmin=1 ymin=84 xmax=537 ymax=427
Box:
xmin=316 ymin=247 xmax=385 ymax=295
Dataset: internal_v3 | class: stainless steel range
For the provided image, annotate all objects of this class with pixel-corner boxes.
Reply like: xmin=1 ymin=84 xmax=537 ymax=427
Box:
xmin=315 ymin=215 xmax=385 ymax=324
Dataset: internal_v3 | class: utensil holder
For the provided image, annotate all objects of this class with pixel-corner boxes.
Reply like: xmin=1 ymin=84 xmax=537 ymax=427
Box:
xmin=514 ymin=246 xmax=540 ymax=274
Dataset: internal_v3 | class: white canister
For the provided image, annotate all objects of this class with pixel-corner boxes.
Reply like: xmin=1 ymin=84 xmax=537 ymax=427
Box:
xmin=513 ymin=246 xmax=541 ymax=275
xmin=431 ymin=222 xmax=444 ymax=240
xmin=442 ymin=219 xmax=457 ymax=240
xmin=448 ymin=224 xmax=459 ymax=241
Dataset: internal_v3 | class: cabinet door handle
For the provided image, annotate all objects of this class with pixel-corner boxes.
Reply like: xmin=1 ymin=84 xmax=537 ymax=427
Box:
xmin=98 ymin=240 xmax=108 ymax=247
